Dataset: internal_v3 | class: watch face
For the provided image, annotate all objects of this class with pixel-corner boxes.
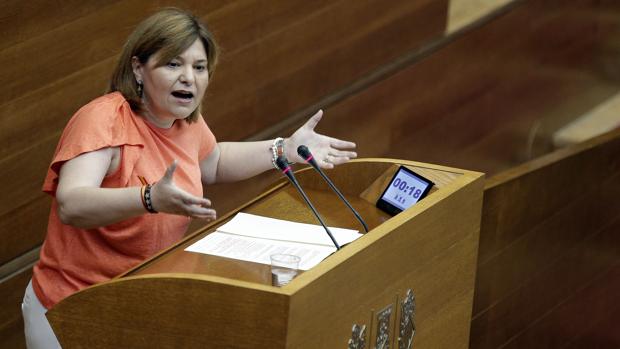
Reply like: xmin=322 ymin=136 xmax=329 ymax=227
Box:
xmin=377 ymin=166 xmax=434 ymax=215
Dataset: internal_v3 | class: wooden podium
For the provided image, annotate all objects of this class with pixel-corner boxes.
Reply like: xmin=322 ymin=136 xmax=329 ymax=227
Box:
xmin=47 ymin=159 xmax=484 ymax=348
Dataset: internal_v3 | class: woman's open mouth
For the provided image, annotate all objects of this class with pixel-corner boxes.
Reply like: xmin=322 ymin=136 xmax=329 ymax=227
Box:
xmin=171 ymin=90 xmax=194 ymax=103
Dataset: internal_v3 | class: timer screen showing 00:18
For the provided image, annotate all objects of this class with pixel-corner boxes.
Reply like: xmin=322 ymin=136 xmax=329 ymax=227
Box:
xmin=381 ymin=169 xmax=430 ymax=211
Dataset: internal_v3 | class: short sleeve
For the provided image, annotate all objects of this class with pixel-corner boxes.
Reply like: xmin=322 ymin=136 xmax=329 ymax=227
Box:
xmin=197 ymin=114 xmax=217 ymax=160
xmin=42 ymin=93 xmax=143 ymax=195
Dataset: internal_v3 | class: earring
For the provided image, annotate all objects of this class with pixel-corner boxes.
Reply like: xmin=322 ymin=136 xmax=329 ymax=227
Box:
xmin=137 ymin=80 xmax=143 ymax=97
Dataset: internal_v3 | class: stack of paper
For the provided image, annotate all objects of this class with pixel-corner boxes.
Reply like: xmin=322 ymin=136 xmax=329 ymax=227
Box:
xmin=185 ymin=212 xmax=362 ymax=270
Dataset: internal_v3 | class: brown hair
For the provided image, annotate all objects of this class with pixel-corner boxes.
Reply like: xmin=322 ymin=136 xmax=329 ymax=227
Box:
xmin=108 ymin=8 xmax=219 ymax=123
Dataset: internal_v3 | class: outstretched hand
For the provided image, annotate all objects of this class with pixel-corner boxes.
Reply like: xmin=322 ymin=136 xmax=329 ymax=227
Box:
xmin=286 ymin=110 xmax=357 ymax=169
xmin=151 ymin=160 xmax=217 ymax=220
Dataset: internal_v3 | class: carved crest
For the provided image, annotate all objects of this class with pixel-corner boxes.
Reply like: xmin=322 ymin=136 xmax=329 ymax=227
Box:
xmin=398 ymin=289 xmax=416 ymax=349
xmin=348 ymin=324 xmax=367 ymax=349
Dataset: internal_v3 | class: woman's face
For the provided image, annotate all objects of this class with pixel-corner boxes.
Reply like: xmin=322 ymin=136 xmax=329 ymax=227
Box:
xmin=133 ymin=38 xmax=209 ymax=128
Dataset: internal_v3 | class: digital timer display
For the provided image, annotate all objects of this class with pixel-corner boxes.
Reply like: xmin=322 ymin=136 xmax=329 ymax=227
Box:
xmin=376 ymin=166 xmax=434 ymax=215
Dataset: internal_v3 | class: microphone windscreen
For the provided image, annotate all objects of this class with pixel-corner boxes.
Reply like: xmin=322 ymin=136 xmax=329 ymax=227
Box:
xmin=297 ymin=145 xmax=311 ymax=159
xmin=275 ymin=155 xmax=290 ymax=170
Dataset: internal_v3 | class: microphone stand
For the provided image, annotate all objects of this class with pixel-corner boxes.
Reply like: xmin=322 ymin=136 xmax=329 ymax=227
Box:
xmin=297 ymin=145 xmax=369 ymax=233
xmin=276 ymin=156 xmax=341 ymax=250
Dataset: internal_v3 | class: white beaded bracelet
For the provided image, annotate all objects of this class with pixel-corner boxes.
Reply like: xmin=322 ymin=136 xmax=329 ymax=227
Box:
xmin=270 ymin=137 xmax=284 ymax=169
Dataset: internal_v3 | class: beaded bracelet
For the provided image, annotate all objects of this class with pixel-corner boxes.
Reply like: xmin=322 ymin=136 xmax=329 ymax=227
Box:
xmin=142 ymin=184 xmax=157 ymax=213
xmin=270 ymin=137 xmax=284 ymax=169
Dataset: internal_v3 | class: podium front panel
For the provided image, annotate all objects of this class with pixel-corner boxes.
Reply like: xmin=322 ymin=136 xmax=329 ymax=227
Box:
xmin=47 ymin=159 xmax=484 ymax=348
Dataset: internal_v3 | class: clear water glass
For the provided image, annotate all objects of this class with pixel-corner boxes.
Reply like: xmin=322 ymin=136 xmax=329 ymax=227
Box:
xmin=270 ymin=254 xmax=300 ymax=287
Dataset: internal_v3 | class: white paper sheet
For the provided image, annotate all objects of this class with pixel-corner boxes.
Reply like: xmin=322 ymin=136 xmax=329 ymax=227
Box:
xmin=184 ymin=213 xmax=362 ymax=270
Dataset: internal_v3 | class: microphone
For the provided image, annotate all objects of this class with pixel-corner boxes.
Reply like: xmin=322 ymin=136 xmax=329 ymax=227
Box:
xmin=275 ymin=156 xmax=341 ymax=250
xmin=297 ymin=145 xmax=369 ymax=233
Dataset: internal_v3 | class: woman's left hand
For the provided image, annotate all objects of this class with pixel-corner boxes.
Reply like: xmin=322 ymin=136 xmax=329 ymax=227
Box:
xmin=286 ymin=110 xmax=357 ymax=169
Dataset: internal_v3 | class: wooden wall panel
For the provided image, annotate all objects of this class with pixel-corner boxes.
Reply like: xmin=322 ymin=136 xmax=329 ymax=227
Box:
xmin=469 ymin=125 xmax=620 ymax=349
xmin=293 ymin=0 xmax=620 ymax=174
xmin=206 ymin=0 xmax=447 ymax=140
xmin=0 ymin=200 xmax=49 ymax=267
xmin=0 ymin=0 xmax=447 ymax=161
xmin=499 ymin=243 xmax=620 ymax=348
xmin=0 ymin=2 xmax=133 ymax=107
xmin=0 ymin=0 xmax=122 ymax=51
xmin=479 ymin=136 xmax=620 ymax=264
xmin=0 ymin=319 xmax=26 ymax=349
xmin=0 ymin=269 xmax=32 ymax=349
xmin=474 ymin=169 xmax=620 ymax=317
xmin=562 ymin=266 xmax=620 ymax=349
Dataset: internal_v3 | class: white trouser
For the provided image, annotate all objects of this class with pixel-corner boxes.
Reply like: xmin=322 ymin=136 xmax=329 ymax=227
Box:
xmin=22 ymin=279 xmax=62 ymax=349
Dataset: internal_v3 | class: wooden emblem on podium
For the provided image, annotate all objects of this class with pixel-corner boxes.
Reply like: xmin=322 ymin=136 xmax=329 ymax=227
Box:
xmin=348 ymin=324 xmax=367 ymax=349
xmin=398 ymin=289 xmax=416 ymax=349
xmin=375 ymin=304 xmax=393 ymax=348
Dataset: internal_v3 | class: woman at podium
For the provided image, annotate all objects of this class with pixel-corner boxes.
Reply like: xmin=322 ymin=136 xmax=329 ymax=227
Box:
xmin=21 ymin=8 xmax=357 ymax=348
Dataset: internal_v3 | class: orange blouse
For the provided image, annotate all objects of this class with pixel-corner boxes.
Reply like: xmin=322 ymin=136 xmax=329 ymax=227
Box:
xmin=33 ymin=92 xmax=216 ymax=309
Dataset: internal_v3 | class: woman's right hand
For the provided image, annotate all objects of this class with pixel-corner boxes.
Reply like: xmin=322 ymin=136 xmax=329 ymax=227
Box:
xmin=150 ymin=160 xmax=217 ymax=220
